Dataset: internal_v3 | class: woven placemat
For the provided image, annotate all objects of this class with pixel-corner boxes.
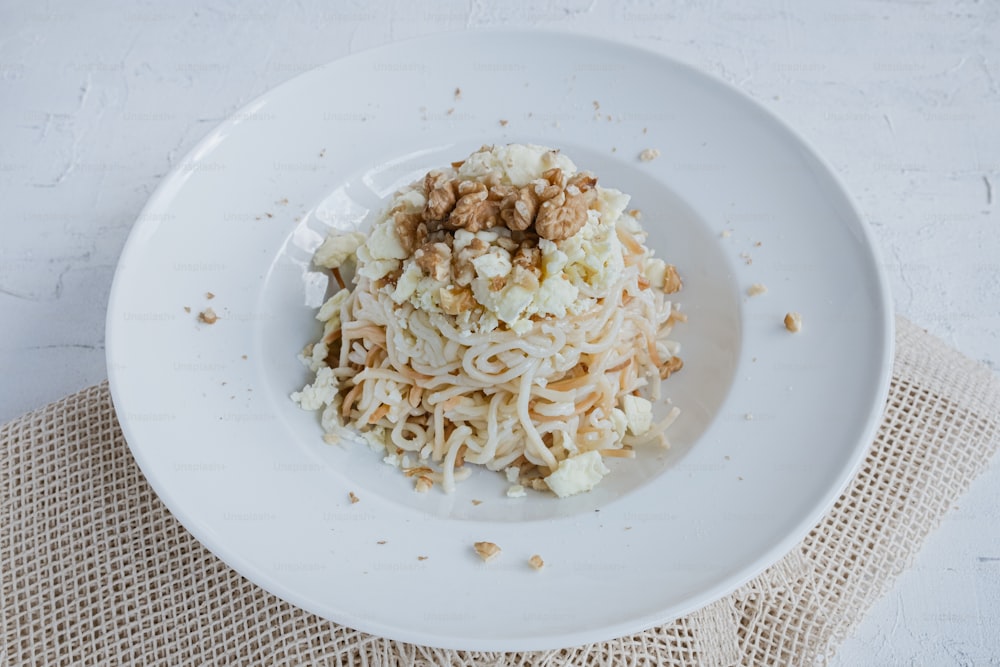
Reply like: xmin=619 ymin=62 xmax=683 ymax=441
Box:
xmin=3 ymin=316 xmax=999 ymax=665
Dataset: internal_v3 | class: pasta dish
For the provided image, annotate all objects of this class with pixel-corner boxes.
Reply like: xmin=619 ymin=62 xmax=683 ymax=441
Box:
xmin=293 ymin=144 xmax=684 ymax=498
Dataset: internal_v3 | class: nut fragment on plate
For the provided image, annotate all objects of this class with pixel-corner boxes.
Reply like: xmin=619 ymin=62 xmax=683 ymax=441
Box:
xmin=198 ymin=308 xmax=218 ymax=324
xmin=528 ymin=554 xmax=544 ymax=570
xmin=661 ymin=264 xmax=682 ymax=294
xmin=784 ymin=312 xmax=803 ymax=332
xmin=747 ymin=283 xmax=768 ymax=297
xmin=348 ymin=491 xmax=360 ymax=504
xmin=639 ymin=148 xmax=660 ymax=162
xmin=473 ymin=541 xmax=501 ymax=562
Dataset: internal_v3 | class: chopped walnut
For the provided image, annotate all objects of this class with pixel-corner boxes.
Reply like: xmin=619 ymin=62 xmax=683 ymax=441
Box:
xmin=512 ymin=241 xmax=541 ymax=271
xmin=541 ymin=167 xmax=567 ymax=190
xmin=536 ymin=191 xmax=589 ymax=241
xmin=488 ymin=183 xmax=517 ymax=202
xmin=528 ymin=554 xmax=545 ymax=570
xmin=348 ymin=491 xmax=359 ymax=504
xmin=473 ymin=541 xmax=501 ymax=562
xmin=424 ymin=173 xmax=458 ymax=223
xmin=439 ymin=286 xmax=475 ymax=315
xmin=394 ymin=210 xmax=426 ymax=254
xmin=453 ymin=237 xmax=489 ymax=286
xmin=502 ymin=186 xmax=541 ymax=231
xmin=447 ymin=181 xmax=500 ymax=232
xmin=566 ymin=171 xmax=597 ymax=193
xmin=660 ymin=355 xmax=684 ymax=379
xmin=510 ymin=242 xmax=542 ymax=290
xmin=784 ymin=312 xmax=803 ymax=332
xmin=414 ymin=242 xmax=452 ymax=281
xmin=198 ymin=308 xmax=218 ymax=324
xmin=661 ymin=265 xmax=682 ymax=294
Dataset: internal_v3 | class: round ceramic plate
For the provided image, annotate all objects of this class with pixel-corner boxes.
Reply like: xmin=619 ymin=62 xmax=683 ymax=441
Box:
xmin=106 ymin=31 xmax=892 ymax=650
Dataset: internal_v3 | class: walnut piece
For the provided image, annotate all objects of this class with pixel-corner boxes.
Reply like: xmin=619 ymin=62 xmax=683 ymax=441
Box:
xmin=784 ymin=312 xmax=803 ymax=333
xmin=535 ymin=191 xmax=589 ymax=241
xmin=473 ymin=541 xmax=502 ymax=562
xmin=424 ymin=171 xmax=458 ymax=222
xmin=528 ymin=554 xmax=545 ymax=570
xmin=447 ymin=181 xmax=500 ymax=232
xmin=453 ymin=237 xmax=489 ymax=286
xmin=503 ymin=186 xmax=541 ymax=231
xmin=660 ymin=355 xmax=684 ymax=379
xmin=661 ymin=265 xmax=683 ymax=294
xmin=511 ymin=242 xmax=542 ymax=290
xmin=198 ymin=308 xmax=218 ymax=325
xmin=393 ymin=210 xmax=426 ymax=255
xmin=439 ymin=286 xmax=475 ymax=315
xmin=541 ymin=167 xmax=567 ymax=189
xmin=414 ymin=242 xmax=452 ymax=281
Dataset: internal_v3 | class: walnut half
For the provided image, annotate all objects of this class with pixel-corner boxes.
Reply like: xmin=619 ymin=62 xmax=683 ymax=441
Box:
xmin=535 ymin=190 xmax=589 ymax=241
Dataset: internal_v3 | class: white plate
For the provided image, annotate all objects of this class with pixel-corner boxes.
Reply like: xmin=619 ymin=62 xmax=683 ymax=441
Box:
xmin=106 ymin=31 xmax=892 ymax=650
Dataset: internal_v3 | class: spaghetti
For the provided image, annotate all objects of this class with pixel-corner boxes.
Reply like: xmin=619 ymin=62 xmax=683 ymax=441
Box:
xmin=293 ymin=144 xmax=684 ymax=497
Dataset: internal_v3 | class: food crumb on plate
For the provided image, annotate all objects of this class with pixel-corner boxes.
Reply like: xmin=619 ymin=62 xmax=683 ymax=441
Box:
xmin=418 ymin=555 xmax=428 ymax=561
xmin=499 ymin=119 xmax=508 ymax=126
xmin=474 ymin=541 xmax=501 ymax=562
xmin=784 ymin=312 xmax=803 ymax=332
xmin=528 ymin=554 xmax=544 ymax=570
xmin=639 ymin=148 xmax=660 ymax=162
xmin=348 ymin=491 xmax=360 ymax=504
xmin=198 ymin=308 xmax=218 ymax=324
xmin=747 ymin=283 xmax=768 ymax=297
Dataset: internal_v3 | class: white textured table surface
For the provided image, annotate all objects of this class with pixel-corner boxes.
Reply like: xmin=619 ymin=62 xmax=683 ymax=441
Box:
xmin=2 ymin=1 xmax=998 ymax=663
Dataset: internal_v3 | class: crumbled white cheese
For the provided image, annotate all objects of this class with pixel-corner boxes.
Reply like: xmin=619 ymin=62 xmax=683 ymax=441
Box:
xmin=291 ymin=366 xmax=338 ymax=410
xmin=621 ymin=395 xmax=653 ymax=435
xmin=543 ymin=451 xmax=611 ymax=498
xmin=609 ymin=408 xmax=628 ymax=440
xmin=391 ymin=263 xmax=423 ymax=304
xmin=473 ymin=248 xmax=513 ymax=279
xmin=457 ymin=143 xmax=576 ymax=187
xmin=506 ymin=484 xmax=526 ymax=498
xmin=313 ymin=231 xmax=366 ymax=269
xmin=316 ymin=288 xmax=350 ymax=323
xmin=530 ymin=275 xmax=578 ymax=318
xmin=643 ymin=258 xmax=669 ymax=289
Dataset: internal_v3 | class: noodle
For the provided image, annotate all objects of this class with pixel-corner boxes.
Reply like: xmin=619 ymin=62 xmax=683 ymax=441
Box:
xmin=292 ymin=144 xmax=685 ymax=497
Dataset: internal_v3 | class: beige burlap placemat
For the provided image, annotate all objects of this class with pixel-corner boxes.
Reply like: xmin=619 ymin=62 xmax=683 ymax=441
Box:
xmin=3 ymin=316 xmax=999 ymax=666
